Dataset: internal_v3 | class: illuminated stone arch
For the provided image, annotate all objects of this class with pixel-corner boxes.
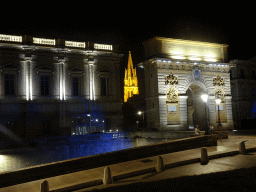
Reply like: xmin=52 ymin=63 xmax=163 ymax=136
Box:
xmin=185 ymin=81 xmax=208 ymax=97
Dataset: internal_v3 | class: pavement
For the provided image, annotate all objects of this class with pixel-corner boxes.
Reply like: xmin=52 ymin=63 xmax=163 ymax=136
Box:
xmin=1 ymin=135 xmax=256 ymax=192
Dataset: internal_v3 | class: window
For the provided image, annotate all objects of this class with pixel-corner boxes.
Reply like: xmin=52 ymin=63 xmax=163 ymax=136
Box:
xmin=101 ymin=77 xmax=109 ymax=96
xmin=5 ymin=74 xmax=15 ymax=95
xmin=72 ymin=77 xmax=79 ymax=95
xmin=40 ymin=75 xmax=49 ymax=95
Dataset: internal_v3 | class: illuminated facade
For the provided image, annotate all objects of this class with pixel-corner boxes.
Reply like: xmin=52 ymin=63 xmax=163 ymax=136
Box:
xmin=124 ymin=51 xmax=139 ymax=102
xmin=138 ymin=37 xmax=234 ymax=131
xmin=0 ymin=34 xmax=123 ymax=138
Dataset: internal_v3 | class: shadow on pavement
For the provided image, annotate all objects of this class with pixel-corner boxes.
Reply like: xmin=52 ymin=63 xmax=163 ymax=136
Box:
xmin=89 ymin=167 xmax=256 ymax=192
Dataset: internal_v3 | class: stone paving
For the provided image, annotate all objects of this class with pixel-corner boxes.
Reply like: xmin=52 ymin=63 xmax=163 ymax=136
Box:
xmin=0 ymin=135 xmax=256 ymax=192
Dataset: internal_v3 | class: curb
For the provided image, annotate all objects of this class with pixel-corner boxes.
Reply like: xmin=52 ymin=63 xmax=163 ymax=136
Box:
xmin=48 ymin=147 xmax=256 ymax=192
xmin=51 ymin=180 xmax=103 ymax=192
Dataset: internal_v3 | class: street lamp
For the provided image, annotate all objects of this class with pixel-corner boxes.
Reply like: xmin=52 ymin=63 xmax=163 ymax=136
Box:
xmin=215 ymin=98 xmax=222 ymax=128
xmin=138 ymin=111 xmax=145 ymax=131
xmin=87 ymin=114 xmax=91 ymax=134
xmin=201 ymin=94 xmax=209 ymax=135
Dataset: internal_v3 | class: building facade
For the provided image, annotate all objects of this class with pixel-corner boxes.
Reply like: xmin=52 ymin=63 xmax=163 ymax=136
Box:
xmin=138 ymin=37 xmax=234 ymax=131
xmin=229 ymin=58 xmax=256 ymax=129
xmin=124 ymin=51 xmax=139 ymax=102
xmin=0 ymin=34 xmax=123 ymax=139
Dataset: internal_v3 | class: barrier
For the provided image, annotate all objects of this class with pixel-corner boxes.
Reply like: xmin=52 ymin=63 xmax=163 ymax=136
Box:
xmin=200 ymin=148 xmax=209 ymax=165
xmin=156 ymin=156 xmax=165 ymax=172
xmin=40 ymin=180 xmax=49 ymax=192
xmin=103 ymin=167 xmax=113 ymax=185
xmin=239 ymin=140 xmax=248 ymax=154
xmin=24 ymin=144 xmax=256 ymax=192
xmin=0 ymin=135 xmax=217 ymax=188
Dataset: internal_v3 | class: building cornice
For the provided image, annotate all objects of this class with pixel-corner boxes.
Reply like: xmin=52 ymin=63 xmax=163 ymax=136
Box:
xmin=143 ymin=36 xmax=229 ymax=48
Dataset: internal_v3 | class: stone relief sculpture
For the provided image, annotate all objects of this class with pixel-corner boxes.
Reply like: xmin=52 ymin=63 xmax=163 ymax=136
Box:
xmin=213 ymin=75 xmax=224 ymax=86
xmin=192 ymin=67 xmax=200 ymax=81
xmin=165 ymin=72 xmax=178 ymax=85
xmin=215 ymin=88 xmax=225 ymax=102
xmin=166 ymin=86 xmax=179 ymax=103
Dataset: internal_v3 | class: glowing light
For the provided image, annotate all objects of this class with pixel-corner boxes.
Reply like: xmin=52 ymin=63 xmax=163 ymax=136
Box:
xmin=0 ymin=155 xmax=4 ymax=163
xmin=30 ymin=75 xmax=32 ymax=100
xmin=172 ymin=55 xmax=185 ymax=60
xmin=59 ymin=63 xmax=66 ymax=100
xmin=171 ymin=51 xmax=185 ymax=60
xmin=33 ymin=37 xmax=55 ymax=46
xmin=0 ymin=34 xmax=22 ymax=42
xmin=205 ymin=54 xmax=216 ymax=62
xmin=205 ymin=58 xmax=216 ymax=62
xmin=124 ymin=51 xmax=139 ymax=102
xmin=94 ymin=43 xmax=112 ymax=50
xmin=25 ymin=61 xmax=32 ymax=101
xmin=26 ymin=72 xmax=29 ymax=101
xmin=65 ymin=41 xmax=85 ymax=48
xmin=88 ymin=64 xmax=95 ymax=100
xmin=201 ymin=94 xmax=208 ymax=102
xmin=215 ymin=99 xmax=221 ymax=104
xmin=189 ymin=57 xmax=201 ymax=61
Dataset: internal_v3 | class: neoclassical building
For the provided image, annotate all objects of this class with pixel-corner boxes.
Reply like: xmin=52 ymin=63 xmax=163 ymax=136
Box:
xmin=138 ymin=37 xmax=234 ymax=131
xmin=229 ymin=58 xmax=256 ymax=129
xmin=0 ymin=34 xmax=123 ymax=138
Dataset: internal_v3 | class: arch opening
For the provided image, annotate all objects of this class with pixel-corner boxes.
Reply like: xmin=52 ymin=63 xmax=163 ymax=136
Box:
xmin=186 ymin=83 xmax=207 ymax=130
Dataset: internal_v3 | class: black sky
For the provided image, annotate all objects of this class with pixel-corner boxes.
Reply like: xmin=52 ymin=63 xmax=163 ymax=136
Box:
xmin=1 ymin=7 xmax=255 ymax=67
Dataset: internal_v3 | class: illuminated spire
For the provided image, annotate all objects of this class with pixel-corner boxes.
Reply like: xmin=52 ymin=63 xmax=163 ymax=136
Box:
xmin=124 ymin=51 xmax=139 ymax=102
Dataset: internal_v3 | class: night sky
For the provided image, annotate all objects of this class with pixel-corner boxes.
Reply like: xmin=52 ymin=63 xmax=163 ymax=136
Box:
xmin=1 ymin=8 xmax=254 ymax=75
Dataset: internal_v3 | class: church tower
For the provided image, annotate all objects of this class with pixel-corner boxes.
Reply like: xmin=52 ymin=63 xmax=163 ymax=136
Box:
xmin=124 ymin=51 xmax=139 ymax=102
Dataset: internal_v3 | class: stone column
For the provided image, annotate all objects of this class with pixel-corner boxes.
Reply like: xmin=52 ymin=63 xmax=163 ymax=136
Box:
xmin=56 ymin=56 xmax=67 ymax=135
xmin=24 ymin=56 xmax=33 ymax=101
xmin=179 ymin=95 xmax=188 ymax=130
xmin=88 ymin=63 xmax=95 ymax=100
xmin=57 ymin=58 xmax=66 ymax=100
xmin=225 ymin=95 xmax=234 ymax=130
xmin=208 ymin=95 xmax=216 ymax=126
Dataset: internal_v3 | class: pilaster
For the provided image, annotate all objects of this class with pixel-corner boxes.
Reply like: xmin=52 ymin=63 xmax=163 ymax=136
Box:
xmin=55 ymin=55 xmax=66 ymax=101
